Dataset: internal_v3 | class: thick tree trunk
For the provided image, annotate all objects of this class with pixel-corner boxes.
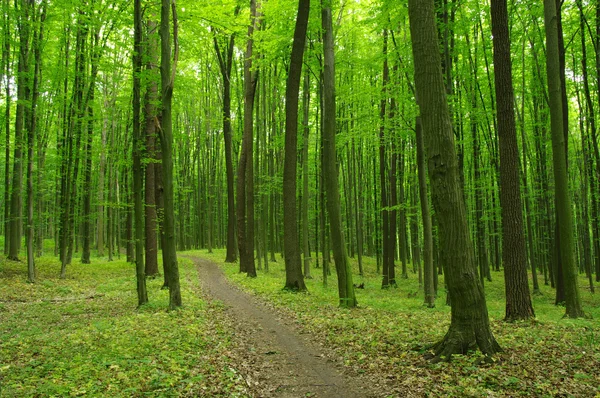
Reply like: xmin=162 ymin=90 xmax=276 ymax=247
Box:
xmin=282 ymin=0 xmax=309 ymax=291
xmin=408 ymin=0 xmax=500 ymax=359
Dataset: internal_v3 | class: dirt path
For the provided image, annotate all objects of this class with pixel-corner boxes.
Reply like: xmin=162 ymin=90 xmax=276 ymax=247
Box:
xmin=191 ymin=256 xmax=380 ymax=398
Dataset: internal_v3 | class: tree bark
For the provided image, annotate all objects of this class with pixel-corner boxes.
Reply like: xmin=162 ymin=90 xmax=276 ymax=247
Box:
xmin=237 ymin=0 xmax=259 ymax=277
xmin=543 ymin=0 xmax=585 ymax=318
xmin=408 ymin=0 xmax=501 ymax=359
xmin=321 ymin=0 xmax=357 ymax=308
xmin=282 ymin=0 xmax=309 ymax=291
xmin=133 ymin=0 xmax=148 ymax=306
xmin=160 ymin=0 xmax=181 ymax=309
xmin=213 ymin=23 xmax=238 ymax=264
xmin=144 ymin=17 xmax=160 ymax=277
xmin=490 ymin=0 xmax=535 ymax=321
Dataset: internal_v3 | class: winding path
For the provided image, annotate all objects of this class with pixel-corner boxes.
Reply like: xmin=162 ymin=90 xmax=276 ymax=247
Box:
xmin=190 ymin=256 xmax=378 ymax=398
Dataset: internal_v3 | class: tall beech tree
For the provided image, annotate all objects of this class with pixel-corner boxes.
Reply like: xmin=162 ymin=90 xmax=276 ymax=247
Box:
xmin=321 ymin=0 xmax=357 ymax=308
xmin=408 ymin=0 xmax=501 ymax=358
xmin=237 ymin=0 xmax=259 ymax=277
xmin=9 ymin=0 xmax=34 ymax=261
xmin=160 ymin=0 xmax=181 ymax=309
xmin=144 ymin=16 xmax=160 ymax=277
xmin=543 ymin=0 xmax=584 ymax=318
xmin=212 ymin=14 xmax=238 ymax=264
xmin=490 ymin=0 xmax=535 ymax=321
xmin=133 ymin=0 xmax=148 ymax=306
xmin=282 ymin=0 xmax=309 ymax=291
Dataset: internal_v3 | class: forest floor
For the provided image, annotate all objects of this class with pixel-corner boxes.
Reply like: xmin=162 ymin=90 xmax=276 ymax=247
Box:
xmin=193 ymin=249 xmax=600 ymax=398
xmin=1 ymin=247 xmax=600 ymax=397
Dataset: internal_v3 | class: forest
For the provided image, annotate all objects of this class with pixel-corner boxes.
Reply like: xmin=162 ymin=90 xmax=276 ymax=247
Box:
xmin=1 ymin=0 xmax=599 ymax=396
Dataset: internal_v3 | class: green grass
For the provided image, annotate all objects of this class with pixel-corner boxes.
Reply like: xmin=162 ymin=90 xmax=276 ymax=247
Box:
xmin=0 ymin=254 xmax=249 ymax=397
xmin=195 ymin=248 xmax=600 ymax=398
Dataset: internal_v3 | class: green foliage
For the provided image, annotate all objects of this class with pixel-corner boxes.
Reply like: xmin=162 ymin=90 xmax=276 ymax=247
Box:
xmin=0 ymin=256 xmax=249 ymax=397
xmin=196 ymin=248 xmax=600 ymax=397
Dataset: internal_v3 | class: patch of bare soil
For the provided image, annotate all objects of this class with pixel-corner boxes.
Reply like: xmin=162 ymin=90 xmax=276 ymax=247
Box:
xmin=191 ymin=257 xmax=387 ymax=398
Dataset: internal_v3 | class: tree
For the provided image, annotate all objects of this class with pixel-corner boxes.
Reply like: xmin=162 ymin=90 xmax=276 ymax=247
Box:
xmin=408 ymin=0 xmax=501 ymax=359
xmin=490 ymin=0 xmax=535 ymax=321
xmin=212 ymin=12 xmax=238 ymax=264
xmin=282 ymin=0 xmax=309 ymax=291
xmin=543 ymin=0 xmax=584 ymax=318
xmin=160 ymin=0 xmax=181 ymax=309
xmin=237 ymin=0 xmax=259 ymax=277
xmin=321 ymin=0 xmax=356 ymax=308
xmin=26 ymin=0 xmax=46 ymax=281
xmin=8 ymin=0 xmax=34 ymax=261
xmin=133 ymin=0 xmax=148 ymax=306
xmin=144 ymin=15 xmax=160 ymax=277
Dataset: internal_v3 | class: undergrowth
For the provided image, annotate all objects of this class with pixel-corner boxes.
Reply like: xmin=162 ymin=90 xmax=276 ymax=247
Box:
xmin=0 ymin=253 xmax=249 ymax=398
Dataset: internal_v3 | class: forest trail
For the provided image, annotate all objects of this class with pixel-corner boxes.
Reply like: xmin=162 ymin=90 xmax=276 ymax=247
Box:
xmin=190 ymin=256 xmax=379 ymax=398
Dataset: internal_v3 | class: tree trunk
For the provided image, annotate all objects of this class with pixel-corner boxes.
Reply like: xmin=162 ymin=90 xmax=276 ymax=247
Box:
xmin=543 ymin=0 xmax=585 ymax=318
xmin=408 ymin=0 xmax=501 ymax=359
xmin=416 ymin=117 xmax=435 ymax=307
xmin=237 ymin=0 xmax=259 ymax=277
xmin=302 ymin=67 xmax=312 ymax=279
xmin=282 ymin=0 xmax=309 ymax=291
xmin=321 ymin=0 xmax=356 ymax=308
xmin=490 ymin=0 xmax=535 ymax=321
xmin=133 ymin=0 xmax=148 ymax=306
xmin=9 ymin=0 xmax=33 ymax=261
xmin=3 ymin=0 xmax=11 ymax=257
xmin=160 ymin=0 xmax=181 ymax=309
xmin=213 ymin=20 xmax=238 ymax=264
xmin=144 ymin=17 xmax=159 ymax=277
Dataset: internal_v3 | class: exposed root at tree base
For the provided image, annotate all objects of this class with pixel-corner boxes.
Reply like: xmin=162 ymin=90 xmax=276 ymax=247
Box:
xmin=425 ymin=329 xmax=502 ymax=364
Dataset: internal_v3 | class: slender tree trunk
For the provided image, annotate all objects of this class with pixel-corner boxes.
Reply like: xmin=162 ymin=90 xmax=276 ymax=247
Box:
xmin=321 ymin=0 xmax=356 ymax=308
xmin=3 ymin=0 xmax=10 ymax=257
xmin=379 ymin=30 xmax=394 ymax=288
xmin=144 ymin=17 xmax=159 ymax=277
xmin=282 ymin=0 xmax=309 ymax=291
xmin=9 ymin=0 xmax=33 ymax=261
xmin=213 ymin=26 xmax=238 ymax=263
xmin=133 ymin=0 xmax=148 ymax=306
xmin=27 ymin=1 xmax=45 ymax=281
xmin=237 ymin=0 xmax=259 ymax=277
xmin=81 ymin=31 xmax=100 ymax=265
xmin=416 ymin=117 xmax=435 ymax=307
xmin=160 ymin=0 xmax=181 ymax=309
xmin=302 ymin=68 xmax=312 ymax=279
xmin=543 ymin=0 xmax=585 ymax=318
